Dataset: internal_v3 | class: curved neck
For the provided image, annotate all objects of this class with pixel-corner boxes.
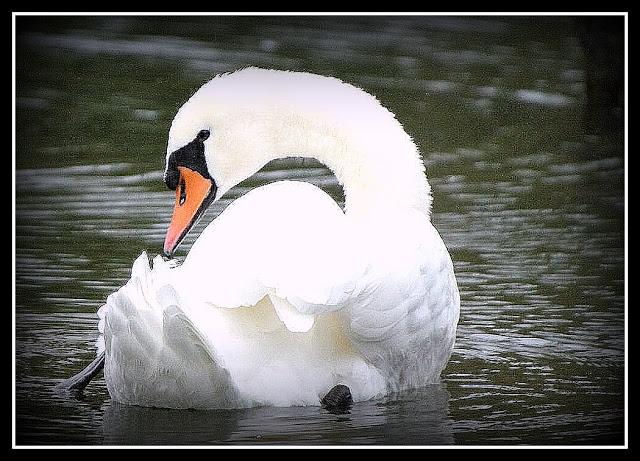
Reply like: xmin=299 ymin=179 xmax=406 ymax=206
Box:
xmin=263 ymin=106 xmax=432 ymax=220
xmin=189 ymin=69 xmax=433 ymax=219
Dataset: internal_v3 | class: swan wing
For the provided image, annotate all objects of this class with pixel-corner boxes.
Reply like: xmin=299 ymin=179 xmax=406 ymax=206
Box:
xmin=99 ymin=252 xmax=241 ymax=408
xmin=344 ymin=215 xmax=460 ymax=387
xmin=176 ymin=181 xmax=368 ymax=323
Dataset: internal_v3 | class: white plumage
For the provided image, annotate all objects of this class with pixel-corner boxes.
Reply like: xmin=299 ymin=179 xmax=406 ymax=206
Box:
xmin=97 ymin=68 xmax=460 ymax=409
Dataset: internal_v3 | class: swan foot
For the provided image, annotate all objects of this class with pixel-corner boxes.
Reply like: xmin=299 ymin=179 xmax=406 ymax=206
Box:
xmin=54 ymin=351 xmax=105 ymax=395
xmin=321 ymin=384 xmax=353 ymax=413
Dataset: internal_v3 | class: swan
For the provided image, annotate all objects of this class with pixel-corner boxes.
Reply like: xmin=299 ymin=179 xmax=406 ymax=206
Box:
xmin=93 ymin=67 xmax=460 ymax=409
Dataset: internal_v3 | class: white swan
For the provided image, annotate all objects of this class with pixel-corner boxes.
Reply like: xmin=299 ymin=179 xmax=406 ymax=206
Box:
xmin=97 ymin=67 xmax=460 ymax=409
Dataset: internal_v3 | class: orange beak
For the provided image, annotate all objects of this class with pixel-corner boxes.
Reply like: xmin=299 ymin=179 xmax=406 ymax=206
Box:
xmin=163 ymin=166 xmax=216 ymax=256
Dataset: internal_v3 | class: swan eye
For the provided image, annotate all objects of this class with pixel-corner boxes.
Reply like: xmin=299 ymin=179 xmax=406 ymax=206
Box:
xmin=197 ymin=130 xmax=210 ymax=141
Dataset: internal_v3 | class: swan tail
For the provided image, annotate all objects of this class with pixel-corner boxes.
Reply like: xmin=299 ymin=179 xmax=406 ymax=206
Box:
xmin=97 ymin=252 xmax=240 ymax=409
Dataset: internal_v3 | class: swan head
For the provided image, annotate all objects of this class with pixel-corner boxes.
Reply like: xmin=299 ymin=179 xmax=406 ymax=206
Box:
xmin=162 ymin=126 xmax=217 ymax=256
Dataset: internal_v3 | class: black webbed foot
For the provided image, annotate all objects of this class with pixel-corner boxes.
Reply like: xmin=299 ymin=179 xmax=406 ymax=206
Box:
xmin=321 ymin=384 xmax=353 ymax=413
xmin=54 ymin=351 xmax=105 ymax=395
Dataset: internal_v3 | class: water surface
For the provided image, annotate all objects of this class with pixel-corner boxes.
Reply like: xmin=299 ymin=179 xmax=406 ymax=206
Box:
xmin=15 ymin=16 xmax=625 ymax=446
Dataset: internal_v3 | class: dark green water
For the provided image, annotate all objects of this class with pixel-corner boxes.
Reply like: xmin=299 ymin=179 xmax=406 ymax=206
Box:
xmin=15 ymin=16 xmax=625 ymax=445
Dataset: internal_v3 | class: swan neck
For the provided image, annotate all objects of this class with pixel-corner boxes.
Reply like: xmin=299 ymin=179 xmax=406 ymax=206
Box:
xmin=268 ymin=116 xmax=432 ymax=219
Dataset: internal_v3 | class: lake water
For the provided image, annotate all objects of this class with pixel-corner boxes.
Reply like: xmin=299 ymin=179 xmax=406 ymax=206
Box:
xmin=14 ymin=15 xmax=625 ymax=446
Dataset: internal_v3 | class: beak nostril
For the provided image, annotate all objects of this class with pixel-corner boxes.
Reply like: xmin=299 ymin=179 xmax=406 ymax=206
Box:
xmin=179 ymin=178 xmax=186 ymax=206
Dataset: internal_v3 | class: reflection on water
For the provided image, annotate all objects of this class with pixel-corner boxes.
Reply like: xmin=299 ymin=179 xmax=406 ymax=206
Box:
xmin=15 ymin=15 xmax=624 ymax=445
xmin=102 ymin=402 xmax=243 ymax=445
xmin=102 ymin=385 xmax=453 ymax=445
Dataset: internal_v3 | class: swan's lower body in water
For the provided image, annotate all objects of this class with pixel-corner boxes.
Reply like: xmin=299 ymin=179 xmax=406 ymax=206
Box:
xmin=60 ymin=182 xmax=460 ymax=410
xmin=58 ymin=349 xmax=353 ymax=411
xmin=94 ymin=253 xmax=390 ymax=409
